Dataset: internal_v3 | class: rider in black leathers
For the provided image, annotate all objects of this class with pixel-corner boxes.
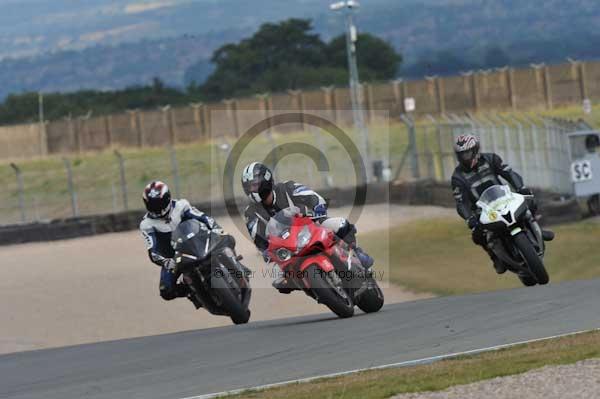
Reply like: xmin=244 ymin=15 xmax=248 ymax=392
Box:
xmin=450 ymin=134 xmax=553 ymax=273
xmin=241 ymin=162 xmax=373 ymax=292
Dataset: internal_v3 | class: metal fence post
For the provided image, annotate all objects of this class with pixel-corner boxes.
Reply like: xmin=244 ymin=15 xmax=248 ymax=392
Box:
xmin=400 ymin=114 xmax=420 ymax=179
xmin=9 ymin=163 xmax=26 ymax=222
xmin=62 ymin=158 xmax=79 ymax=217
xmin=169 ymin=147 xmax=181 ymax=198
xmin=114 ymin=150 xmax=128 ymax=211
xmin=111 ymin=182 xmax=118 ymax=213
xmin=508 ymin=116 xmax=527 ymax=176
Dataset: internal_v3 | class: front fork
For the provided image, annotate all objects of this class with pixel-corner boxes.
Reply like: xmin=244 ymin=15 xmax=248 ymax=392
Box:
xmin=486 ymin=210 xmax=544 ymax=269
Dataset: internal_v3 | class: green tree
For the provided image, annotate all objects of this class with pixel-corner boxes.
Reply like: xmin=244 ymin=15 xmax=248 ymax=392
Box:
xmin=326 ymin=33 xmax=402 ymax=81
xmin=200 ymin=18 xmax=402 ymax=100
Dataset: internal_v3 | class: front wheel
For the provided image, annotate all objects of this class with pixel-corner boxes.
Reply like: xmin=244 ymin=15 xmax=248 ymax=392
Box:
xmin=518 ymin=273 xmax=537 ymax=287
xmin=305 ymin=265 xmax=354 ymax=318
xmin=356 ymin=277 xmax=384 ymax=313
xmin=211 ymin=266 xmax=251 ymax=324
xmin=514 ymin=232 xmax=549 ymax=285
xmin=588 ymin=194 xmax=600 ymax=216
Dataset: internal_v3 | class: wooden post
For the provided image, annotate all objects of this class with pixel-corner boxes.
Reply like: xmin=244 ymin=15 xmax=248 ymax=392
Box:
xmin=128 ymin=110 xmax=143 ymax=148
xmin=223 ymin=99 xmax=239 ymax=138
xmin=461 ymin=71 xmax=479 ymax=112
xmin=104 ymin=115 xmax=113 ymax=148
xmin=391 ymin=79 xmax=402 ymax=115
xmin=579 ymin=62 xmax=588 ymax=101
xmin=162 ymin=106 xmax=175 ymax=146
xmin=543 ymin=66 xmax=553 ymax=109
xmin=202 ymin=104 xmax=211 ymax=138
xmin=190 ymin=103 xmax=204 ymax=139
xmin=288 ymin=89 xmax=305 ymax=130
xmin=38 ymin=121 xmax=48 ymax=156
xmin=321 ymin=86 xmax=335 ymax=123
xmin=506 ymin=68 xmax=516 ymax=110
xmin=365 ymin=83 xmax=375 ymax=123
xmin=66 ymin=117 xmax=80 ymax=153
xmin=435 ymin=77 xmax=446 ymax=114
xmin=401 ymin=80 xmax=408 ymax=113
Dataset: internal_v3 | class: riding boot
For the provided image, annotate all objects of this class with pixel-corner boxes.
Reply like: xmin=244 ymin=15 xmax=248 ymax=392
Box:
xmin=353 ymin=246 xmax=374 ymax=270
xmin=272 ymin=277 xmax=295 ymax=294
xmin=542 ymin=230 xmax=555 ymax=241
xmin=487 ymin=251 xmax=506 ymax=274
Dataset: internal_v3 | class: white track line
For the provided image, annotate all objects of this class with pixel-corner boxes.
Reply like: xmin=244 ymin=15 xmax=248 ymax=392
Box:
xmin=180 ymin=328 xmax=599 ymax=399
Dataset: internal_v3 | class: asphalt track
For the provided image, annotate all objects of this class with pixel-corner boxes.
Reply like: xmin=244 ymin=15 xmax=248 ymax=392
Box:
xmin=2 ymin=278 xmax=599 ymax=399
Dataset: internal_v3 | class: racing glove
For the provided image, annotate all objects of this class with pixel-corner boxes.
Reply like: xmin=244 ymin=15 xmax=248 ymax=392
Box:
xmin=518 ymin=187 xmax=533 ymax=196
xmin=467 ymin=215 xmax=479 ymax=230
xmin=163 ymin=258 xmax=177 ymax=273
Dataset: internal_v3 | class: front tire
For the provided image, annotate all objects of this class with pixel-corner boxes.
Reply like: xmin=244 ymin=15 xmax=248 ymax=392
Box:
xmin=356 ymin=277 xmax=384 ymax=313
xmin=305 ymin=265 xmax=354 ymax=318
xmin=211 ymin=266 xmax=251 ymax=324
xmin=514 ymin=232 xmax=549 ymax=285
xmin=588 ymin=194 xmax=600 ymax=216
xmin=518 ymin=273 xmax=537 ymax=287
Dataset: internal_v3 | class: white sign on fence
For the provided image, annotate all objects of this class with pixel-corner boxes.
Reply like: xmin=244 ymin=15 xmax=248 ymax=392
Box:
xmin=571 ymin=160 xmax=593 ymax=182
xmin=404 ymin=97 xmax=415 ymax=112
xmin=583 ymin=98 xmax=592 ymax=115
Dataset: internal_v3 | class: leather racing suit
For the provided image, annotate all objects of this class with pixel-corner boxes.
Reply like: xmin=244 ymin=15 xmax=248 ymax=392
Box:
xmin=140 ymin=199 xmax=223 ymax=300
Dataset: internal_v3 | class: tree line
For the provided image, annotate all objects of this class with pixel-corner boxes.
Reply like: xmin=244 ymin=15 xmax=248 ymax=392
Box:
xmin=0 ymin=19 xmax=400 ymax=126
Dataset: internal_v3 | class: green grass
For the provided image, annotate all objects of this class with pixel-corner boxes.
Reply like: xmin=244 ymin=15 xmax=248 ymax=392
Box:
xmin=359 ymin=218 xmax=600 ymax=295
xmin=230 ymin=330 xmax=600 ymax=399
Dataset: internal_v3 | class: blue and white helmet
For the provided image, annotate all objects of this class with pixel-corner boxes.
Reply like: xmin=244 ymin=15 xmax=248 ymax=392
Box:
xmin=241 ymin=162 xmax=273 ymax=203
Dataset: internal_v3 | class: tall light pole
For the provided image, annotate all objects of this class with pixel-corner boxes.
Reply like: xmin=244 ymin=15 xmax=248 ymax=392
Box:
xmin=330 ymin=0 xmax=371 ymax=183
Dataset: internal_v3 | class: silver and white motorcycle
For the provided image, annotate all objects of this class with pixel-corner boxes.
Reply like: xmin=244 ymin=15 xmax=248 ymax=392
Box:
xmin=476 ymin=185 xmax=550 ymax=286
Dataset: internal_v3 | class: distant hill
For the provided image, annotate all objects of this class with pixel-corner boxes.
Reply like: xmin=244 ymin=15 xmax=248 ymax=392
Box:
xmin=1 ymin=0 xmax=600 ymax=98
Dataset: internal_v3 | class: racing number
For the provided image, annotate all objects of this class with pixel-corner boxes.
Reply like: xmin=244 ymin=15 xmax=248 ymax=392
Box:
xmin=571 ymin=160 xmax=593 ymax=182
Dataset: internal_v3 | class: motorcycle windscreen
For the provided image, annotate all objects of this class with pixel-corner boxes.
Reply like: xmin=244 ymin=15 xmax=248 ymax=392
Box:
xmin=266 ymin=206 xmax=302 ymax=238
xmin=172 ymin=219 xmax=216 ymax=261
xmin=479 ymin=185 xmax=511 ymax=209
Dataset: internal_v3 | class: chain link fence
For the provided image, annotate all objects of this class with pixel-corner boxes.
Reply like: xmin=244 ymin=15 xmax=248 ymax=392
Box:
xmin=395 ymin=114 xmax=585 ymax=196
xmin=0 ymin=113 xmax=587 ymax=226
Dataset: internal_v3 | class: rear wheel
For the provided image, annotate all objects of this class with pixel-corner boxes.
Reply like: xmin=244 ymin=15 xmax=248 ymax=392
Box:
xmin=588 ymin=194 xmax=600 ymax=216
xmin=357 ymin=277 xmax=384 ymax=313
xmin=305 ymin=265 xmax=354 ymax=318
xmin=514 ymin=232 xmax=549 ymax=285
xmin=211 ymin=266 xmax=251 ymax=324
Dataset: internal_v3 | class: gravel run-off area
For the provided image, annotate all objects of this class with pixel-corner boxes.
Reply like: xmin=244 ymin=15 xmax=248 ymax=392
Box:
xmin=393 ymin=359 xmax=600 ymax=399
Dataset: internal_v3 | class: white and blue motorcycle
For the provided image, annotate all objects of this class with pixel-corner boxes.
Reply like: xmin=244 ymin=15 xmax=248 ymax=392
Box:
xmin=476 ymin=185 xmax=551 ymax=286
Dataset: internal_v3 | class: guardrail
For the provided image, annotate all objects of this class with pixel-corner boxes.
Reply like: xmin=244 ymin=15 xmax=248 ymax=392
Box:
xmin=0 ymin=181 xmax=581 ymax=246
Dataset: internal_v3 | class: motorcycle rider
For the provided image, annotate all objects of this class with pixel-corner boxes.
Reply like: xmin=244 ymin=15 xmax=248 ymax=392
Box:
xmin=139 ymin=180 xmax=225 ymax=305
xmin=241 ymin=162 xmax=374 ymax=293
xmin=451 ymin=134 xmax=554 ymax=274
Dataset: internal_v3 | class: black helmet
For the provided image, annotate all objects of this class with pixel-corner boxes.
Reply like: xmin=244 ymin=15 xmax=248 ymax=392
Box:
xmin=241 ymin=162 xmax=273 ymax=203
xmin=142 ymin=181 xmax=172 ymax=218
xmin=454 ymin=134 xmax=481 ymax=171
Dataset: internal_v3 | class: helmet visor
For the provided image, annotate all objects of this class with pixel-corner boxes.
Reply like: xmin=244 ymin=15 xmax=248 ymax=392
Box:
xmin=457 ymin=149 xmax=477 ymax=168
xmin=247 ymin=179 xmax=262 ymax=193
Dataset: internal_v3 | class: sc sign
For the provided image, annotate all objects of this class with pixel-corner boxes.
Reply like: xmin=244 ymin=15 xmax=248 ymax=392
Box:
xmin=571 ymin=160 xmax=593 ymax=182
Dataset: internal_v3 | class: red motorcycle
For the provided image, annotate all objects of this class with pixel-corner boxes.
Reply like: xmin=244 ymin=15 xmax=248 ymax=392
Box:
xmin=266 ymin=207 xmax=384 ymax=318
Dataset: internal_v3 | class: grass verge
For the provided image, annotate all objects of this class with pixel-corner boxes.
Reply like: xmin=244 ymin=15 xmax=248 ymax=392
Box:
xmin=229 ymin=330 xmax=600 ymax=399
xmin=360 ymin=217 xmax=600 ymax=295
